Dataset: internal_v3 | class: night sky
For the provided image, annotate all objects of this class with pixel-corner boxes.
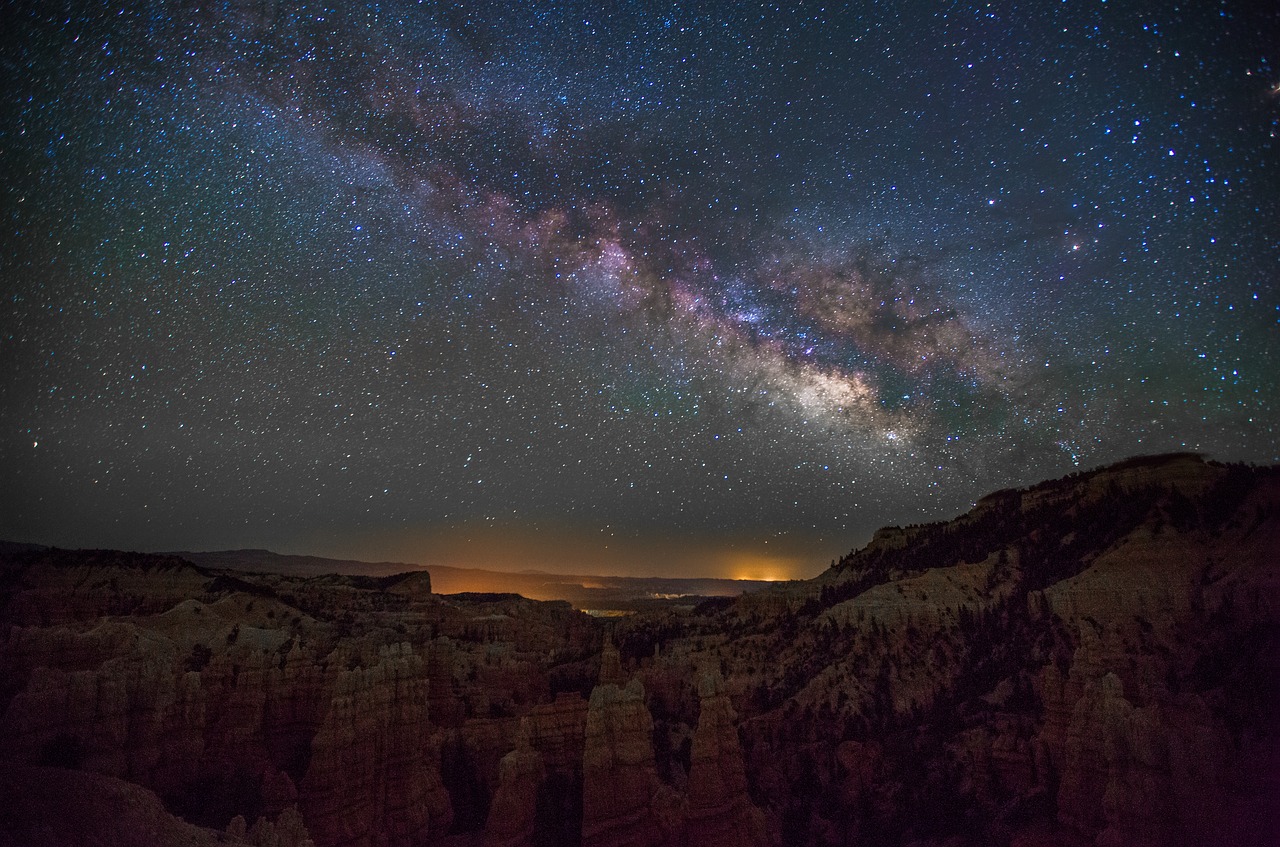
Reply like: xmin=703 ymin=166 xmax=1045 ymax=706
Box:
xmin=2 ymin=1 xmax=1277 ymax=579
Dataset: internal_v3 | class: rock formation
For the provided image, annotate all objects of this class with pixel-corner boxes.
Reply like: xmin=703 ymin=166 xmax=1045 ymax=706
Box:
xmin=523 ymin=692 xmax=589 ymax=772
xmin=616 ymin=453 xmax=1280 ymax=846
xmin=2 ymin=454 xmax=1277 ymax=847
xmin=682 ymin=668 xmax=768 ymax=847
xmin=0 ymin=548 xmax=587 ymax=847
xmin=598 ymin=631 xmax=625 ymax=687
xmin=299 ymin=643 xmax=452 ymax=847
xmin=229 ymin=804 xmax=316 ymax=847
xmin=482 ymin=721 xmax=545 ymax=847
xmin=581 ymin=678 xmax=676 ymax=847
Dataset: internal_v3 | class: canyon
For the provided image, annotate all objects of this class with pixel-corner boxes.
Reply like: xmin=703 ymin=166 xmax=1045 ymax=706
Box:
xmin=1 ymin=453 xmax=1276 ymax=846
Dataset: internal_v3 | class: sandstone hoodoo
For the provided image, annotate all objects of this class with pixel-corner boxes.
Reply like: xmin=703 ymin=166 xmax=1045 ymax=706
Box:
xmin=683 ymin=667 xmax=769 ymax=847
xmin=482 ymin=721 xmax=545 ymax=847
xmin=2 ymin=453 xmax=1277 ymax=846
xmin=580 ymin=677 xmax=676 ymax=847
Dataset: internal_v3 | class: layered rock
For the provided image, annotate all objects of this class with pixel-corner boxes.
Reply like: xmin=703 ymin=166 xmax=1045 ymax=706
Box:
xmin=598 ymin=633 xmax=625 ymax=687
xmin=482 ymin=721 xmax=546 ymax=847
xmin=1030 ymin=472 xmax=1280 ymax=845
xmin=1048 ymin=670 xmax=1236 ymax=847
xmin=425 ymin=638 xmax=465 ymax=728
xmin=299 ymin=643 xmax=452 ymax=847
xmin=682 ymin=669 xmax=768 ymax=847
xmin=0 ymin=551 xmax=213 ymax=627
xmin=446 ymin=693 xmax=591 ymax=842
xmin=0 ymin=622 xmax=205 ymax=790
xmin=581 ymin=678 xmax=676 ymax=847
xmin=3 ymin=455 xmax=1277 ymax=847
xmin=621 ymin=455 xmax=1280 ymax=847
xmin=523 ymin=692 xmax=588 ymax=773
xmin=0 ymin=558 xmax=475 ymax=847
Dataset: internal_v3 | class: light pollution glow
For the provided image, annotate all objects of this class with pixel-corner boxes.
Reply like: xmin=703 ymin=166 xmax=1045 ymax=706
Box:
xmin=299 ymin=523 xmax=826 ymax=581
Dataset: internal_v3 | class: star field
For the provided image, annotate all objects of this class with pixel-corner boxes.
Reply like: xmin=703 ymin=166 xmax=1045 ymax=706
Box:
xmin=2 ymin=1 xmax=1277 ymax=578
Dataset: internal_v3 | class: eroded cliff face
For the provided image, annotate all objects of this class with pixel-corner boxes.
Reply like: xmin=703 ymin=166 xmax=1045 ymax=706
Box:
xmin=614 ymin=454 xmax=1280 ymax=846
xmin=581 ymin=677 xmax=678 ymax=847
xmin=482 ymin=722 xmax=545 ymax=847
xmin=682 ymin=669 xmax=768 ymax=847
xmin=0 ymin=611 xmax=442 ymax=847
xmin=1003 ymin=465 xmax=1280 ymax=847
xmin=2 ymin=454 xmax=1277 ymax=847
xmin=299 ymin=644 xmax=451 ymax=847
xmin=0 ymin=553 xmax=599 ymax=847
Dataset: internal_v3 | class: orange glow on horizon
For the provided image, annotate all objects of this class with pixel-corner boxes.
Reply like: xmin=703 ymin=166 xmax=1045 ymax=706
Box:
xmin=722 ymin=553 xmax=803 ymax=584
xmin=311 ymin=523 xmax=832 ymax=582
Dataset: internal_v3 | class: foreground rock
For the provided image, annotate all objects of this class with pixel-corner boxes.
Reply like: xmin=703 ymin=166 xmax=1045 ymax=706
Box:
xmin=0 ymin=765 xmax=245 ymax=847
xmin=482 ymin=722 xmax=545 ymax=847
xmin=581 ymin=676 xmax=678 ymax=847
xmin=682 ymin=668 xmax=768 ymax=847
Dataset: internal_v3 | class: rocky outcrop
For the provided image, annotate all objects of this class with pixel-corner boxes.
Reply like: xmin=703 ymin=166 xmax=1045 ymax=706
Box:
xmin=383 ymin=570 xmax=433 ymax=599
xmin=682 ymin=669 xmax=768 ymax=847
xmin=299 ymin=643 xmax=451 ymax=847
xmin=0 ymin=629 xmax=453 ymax=847
xmin=524 ymin=692 xmax=588 ymax=773
xmin=0 ymin=552 xmax=213 ymax=627
xmin=581 ymin=678 xmax=677 ymax=847
xmin=228 ymin=805 xmax=316 ymax=847
xmin=598 ymin=633 xmax=625 ymax=687
xmin=426 ymin=638 xmax=465 ymax=728
xmin=0 ymin=621 xmax=205 ymax=791
xmin=0 ymin=765 xmax=236 ymax=847
xmin=1028 ymin=472 xmax=1280 ymax=846
xmin=482 ymin=721 xmax=545 ymax=847
xmin=620 ymin=455 xmax=1280 ymax=847
xmin=0 ymin=555 xmax=543 ymax=846
xmin=445 ymin=693 xmax=591 ymax=843
xmin=1048 ymin=671 xmax=1235 ymax=847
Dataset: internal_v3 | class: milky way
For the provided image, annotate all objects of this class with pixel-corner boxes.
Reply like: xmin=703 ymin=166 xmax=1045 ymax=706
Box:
xmin=2 ymin=1 xmax=1277 ymax=577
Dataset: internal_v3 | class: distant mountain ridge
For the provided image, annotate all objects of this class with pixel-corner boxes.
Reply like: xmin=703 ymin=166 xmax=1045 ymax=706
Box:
xmin=169 ymin=549 xmax=777 ymax=610
xmin=0 ymin=543 xmax=777 ymax=610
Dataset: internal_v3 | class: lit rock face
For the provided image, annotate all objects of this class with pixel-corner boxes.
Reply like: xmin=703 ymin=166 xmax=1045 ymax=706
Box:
xmin=0 ymin=553 xmax=467 ymax=847
xmin=682 ymin=669 xmax=768 ymax=847
xmin=299 ymin=643 xmax=452 ymax=847
xmin=581 ymin=678 xmax=677 ymax=847
xmin=523 ymin=692 xmax=589 ymax=773
xmin=598 ymin=634 xmax=626 ymax=687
